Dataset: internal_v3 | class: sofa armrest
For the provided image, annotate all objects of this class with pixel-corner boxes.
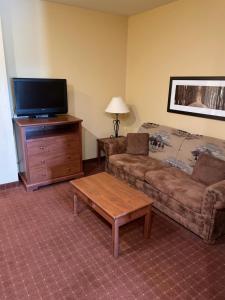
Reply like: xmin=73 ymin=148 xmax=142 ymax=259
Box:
xmin=104 ymin=137 xmax=127 ymax=157
xmin=202 ymin=180 xmax=225 ymax=215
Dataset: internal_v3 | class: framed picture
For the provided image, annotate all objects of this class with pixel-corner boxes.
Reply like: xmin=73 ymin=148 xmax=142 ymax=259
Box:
xmin=167 ymin=76 xmax=225 ymax=121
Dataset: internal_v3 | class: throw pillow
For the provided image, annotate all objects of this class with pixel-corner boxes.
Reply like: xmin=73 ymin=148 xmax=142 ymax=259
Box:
xmin=126 ymin=133 xmax=149 ymax=155
xmin=191 ymin=153 xmax=225 ymax=186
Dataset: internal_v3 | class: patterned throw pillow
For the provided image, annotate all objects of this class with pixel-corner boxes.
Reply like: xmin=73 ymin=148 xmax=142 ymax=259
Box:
xmin=126 ymin=133 xmax=149 ymax=155
xmin=176 ymin=134 xmax=225 ymax=174
xmin=192 ymin=153 xmax=225 ymax=186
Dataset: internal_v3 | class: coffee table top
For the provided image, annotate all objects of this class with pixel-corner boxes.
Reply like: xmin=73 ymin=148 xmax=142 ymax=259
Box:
xmin=70 ymin=172 xmax=153 ymax=219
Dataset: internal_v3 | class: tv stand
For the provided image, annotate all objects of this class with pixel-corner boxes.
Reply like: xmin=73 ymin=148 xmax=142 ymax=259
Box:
xmin=14 ymin=115 xmax=84 ymax=191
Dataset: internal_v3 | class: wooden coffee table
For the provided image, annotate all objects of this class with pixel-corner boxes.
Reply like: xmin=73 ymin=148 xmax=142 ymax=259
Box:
xmin=70 ymin=172 xmax=153 ymax=258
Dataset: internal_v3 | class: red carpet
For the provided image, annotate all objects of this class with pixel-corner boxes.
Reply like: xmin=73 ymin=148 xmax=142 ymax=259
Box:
xmin=0 ymin=181 xmax=225 ymax=299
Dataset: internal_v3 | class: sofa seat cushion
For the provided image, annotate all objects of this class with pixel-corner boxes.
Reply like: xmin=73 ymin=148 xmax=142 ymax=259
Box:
xmin=109 ymin=153 xmax=143 ymax=167
xmin=145 ymin=167 xmax=206 ymax=212
xmin=109 ymin=154 xmax=165 ymax=180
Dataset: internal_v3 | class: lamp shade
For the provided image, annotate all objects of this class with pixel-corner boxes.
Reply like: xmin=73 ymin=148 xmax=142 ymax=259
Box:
xmin=105 ymin=96 xmax=130 ymax=114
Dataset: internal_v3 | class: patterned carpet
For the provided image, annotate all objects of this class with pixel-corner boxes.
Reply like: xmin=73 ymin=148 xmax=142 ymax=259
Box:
xmin=0 ymin=180 xmax=225 ymax=300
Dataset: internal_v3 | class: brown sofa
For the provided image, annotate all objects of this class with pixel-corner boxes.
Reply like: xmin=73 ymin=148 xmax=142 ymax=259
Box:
xmin=105 ymin=123 xmax=225 ymax=243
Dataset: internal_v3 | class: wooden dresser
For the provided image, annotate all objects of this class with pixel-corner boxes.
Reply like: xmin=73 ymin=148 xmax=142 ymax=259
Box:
xmin=14 ymin=115 xmax=84 ymax=191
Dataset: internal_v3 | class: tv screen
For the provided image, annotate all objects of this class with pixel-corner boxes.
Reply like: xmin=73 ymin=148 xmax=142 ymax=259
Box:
xmin=13 ymin=78 xmax=68 ymax=117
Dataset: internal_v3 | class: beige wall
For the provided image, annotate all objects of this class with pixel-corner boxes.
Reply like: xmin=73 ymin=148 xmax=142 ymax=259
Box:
xmin=1 ymin=0 xmax=127 ymax=160
xmin=126 ymin=0 xmax=225 ymax=139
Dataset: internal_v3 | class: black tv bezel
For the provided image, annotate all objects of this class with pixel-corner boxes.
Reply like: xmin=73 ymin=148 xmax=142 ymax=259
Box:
xmin=13 ymin=78 xmax=68 ymax=117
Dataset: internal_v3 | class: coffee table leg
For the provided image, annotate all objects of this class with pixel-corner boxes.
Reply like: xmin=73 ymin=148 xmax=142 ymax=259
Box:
xmin=74 ymin=194 xmax=87 ymax=216
xmin=74 ymin=195 xmax=79 ymax=216
xmin=144 ymin=206 xmax=152 ymax=239
xmin=112 ymin=219 xmax=119 ymax=258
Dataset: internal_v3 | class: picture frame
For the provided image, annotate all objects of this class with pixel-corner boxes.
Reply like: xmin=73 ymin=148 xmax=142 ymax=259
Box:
xmin=167 ymin=76 xmax=225 ymax=121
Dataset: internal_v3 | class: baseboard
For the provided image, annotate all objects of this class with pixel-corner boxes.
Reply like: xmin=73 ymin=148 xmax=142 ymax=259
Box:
xmin=0 ymin=181 xmax=20 ymax=190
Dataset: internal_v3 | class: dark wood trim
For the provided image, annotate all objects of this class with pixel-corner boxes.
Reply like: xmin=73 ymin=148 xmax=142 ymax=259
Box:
xmin=0 ymin=181 xmax=20 ymax=190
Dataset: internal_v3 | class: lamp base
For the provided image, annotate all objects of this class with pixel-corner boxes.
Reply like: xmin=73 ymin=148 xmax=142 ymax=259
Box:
xmin=113 ymin=114 xmax=120 ymax=138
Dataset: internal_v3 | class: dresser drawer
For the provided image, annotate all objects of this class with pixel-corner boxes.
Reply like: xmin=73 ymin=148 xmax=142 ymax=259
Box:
xmin=29 ymin=166 xmax=48 ymax=183
xmin=47 ymin=160 xmax=81 ymax=179
xmin=53 ymin=134 xmax=79 ymax=145
xmin=29 ymin=156 xmax=47 ymax=168
xmin=29 ymin=159 xmax=81 ymax=183
xmin=27 ymin=135 xmax=80 ymax=157
xmin=27 ymin=140 xmax=49 ymax=156
xmin=27 ymin=133 xmax=79 ymax=146
xmin=47 ymin=153 xmax=80 ymax=165
xmin=28 ymin=152 xmax=79 ymax=168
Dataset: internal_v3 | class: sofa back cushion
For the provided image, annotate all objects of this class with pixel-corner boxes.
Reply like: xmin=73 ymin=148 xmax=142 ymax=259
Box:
xmin=192 ymin=153 xmax=225 ymax=186
xmin=126 ymin=133 xmax=149 ymax=155
xmin=138 ymin=122 xmax=225 ymax=175
xmin=138 ymin=123 xmax=188 ymax=165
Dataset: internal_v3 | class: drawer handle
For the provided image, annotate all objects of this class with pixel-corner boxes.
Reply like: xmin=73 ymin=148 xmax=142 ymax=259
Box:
xmin=40 ymin=146 xmax=44 ymax=150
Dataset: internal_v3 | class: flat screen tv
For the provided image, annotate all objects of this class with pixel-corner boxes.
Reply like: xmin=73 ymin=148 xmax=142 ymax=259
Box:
xmin=13 ymin=78 xmax=68 ymax=117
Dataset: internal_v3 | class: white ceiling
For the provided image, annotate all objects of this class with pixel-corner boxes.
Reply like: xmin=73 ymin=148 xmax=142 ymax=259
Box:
xmin=44 ymin=0 xmax=178 ymax=16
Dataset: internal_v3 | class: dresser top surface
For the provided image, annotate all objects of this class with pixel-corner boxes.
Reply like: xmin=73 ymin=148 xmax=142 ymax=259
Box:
xmin=14 ymin=115 xmax=82 ymax=127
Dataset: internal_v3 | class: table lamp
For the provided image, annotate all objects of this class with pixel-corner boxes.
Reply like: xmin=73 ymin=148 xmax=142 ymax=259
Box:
xmin=105 ymin=96 xmax=130 ymax=138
